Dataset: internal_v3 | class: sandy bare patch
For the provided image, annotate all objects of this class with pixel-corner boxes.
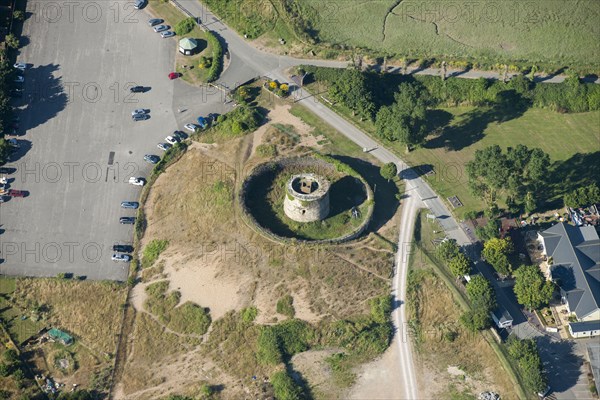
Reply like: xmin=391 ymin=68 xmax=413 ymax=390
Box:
xmin=249 ymin=104 xmax=324 ymax=158
xmin=165 ymin=250 xmax=252 ymax=320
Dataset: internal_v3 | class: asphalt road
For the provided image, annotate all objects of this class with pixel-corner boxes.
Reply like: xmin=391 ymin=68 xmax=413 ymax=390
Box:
xmin=0 ymin=0 xmax=228 ymax=280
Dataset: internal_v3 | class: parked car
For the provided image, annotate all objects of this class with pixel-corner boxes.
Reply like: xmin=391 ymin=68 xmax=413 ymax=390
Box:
xmin=134 ymin=0 xmax=146 ymax=9
xmin=7 ymin=138 xmax=19 ymax=148
xmin=131 ymin=109 xmax=148 ymax=116
xmin=144 ymin=154 xmax=160 ymax=164
xmin=157 ymin=143 xmax=172 ymax=151
xmin=165 ymin=136 xmax=179 ymax=145
xmin=153 ymin=25 xmax=169 ymax=33
xmin=148 ymin=18 xmax=163 ymax=26
xmin=130 ymin=85 xmax=145 ymax=93
xmin=128 ymin=177 xmax=145 ymax=186
xmin=13 ymin=76 xmax=24 ymax=83
xmin=184 ymin=123 xmax=198 ymax=132
xmin=119 ymin=217 xmax=135 ymax=224
xmin=172 ymin=131 xmax=187 ymax=141
xmin=168 ymin=72 xmax=179 ymax=80
xmin=196 ymin=117 xmax=208 ymax=129
xmin=7 ymin=189 xmax=25 ymax=197
xmin=132 ymin=113 xmax=149 ymax=121
xmin=10 ymin=89 xmax=23 ymax=98
xmin=112 ymin=253 xmax=132 ymax=262
xmin=13 ymin=63 xmax=27 ymax=70
xmin=113 ymin=244 xmax=134 ymax=253
xmin=121 ymin=201 xmax=139 ymax=209
xmin=160 ymin=31 xmax=175 ymax=38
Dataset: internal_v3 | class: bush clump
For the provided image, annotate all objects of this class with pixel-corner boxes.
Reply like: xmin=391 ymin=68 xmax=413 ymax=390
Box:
xmin=174 ymin=17 xmax=195 ymax=36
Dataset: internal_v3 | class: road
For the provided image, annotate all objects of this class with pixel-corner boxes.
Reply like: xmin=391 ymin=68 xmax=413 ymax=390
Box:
xmin=174 ymin=1 xmax=477 ymax=398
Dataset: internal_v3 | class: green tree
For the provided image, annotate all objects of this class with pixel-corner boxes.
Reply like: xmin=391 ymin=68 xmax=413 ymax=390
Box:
xmin=467 ymin=144 xmax=549 ymax=209
xmin=13 ymin=10 xmax=25 ymax=21
xmin=460 ymin=309 xmax=491 ymax=332
xmin=475 ymin=219 xmax=500 ymax=241
xmin=174 ymin=17 xmax=196 ymax=36
xmin=448 ymin=252 xmax=471 ymax=278
xmin=436 ymin=239 xmax=460 ymax=262
xmin=375 ymin=83 xmax=428 ymax=150
xmin=482 ymin=237 xmax=514 ymax=276
xmin=0 ymin=363 xmax=9 ymax=377
xmin=328 ymin=68 xmax=375 ymax=120
xmin=379 ymin=162 xmax=397 ymax=182
xmin=524 ymin=191 xmax=536 ymax=214
xmin=513 ymin=265 xmax=554 ymax=310
xmin=466 ymin=275 xmax=496 ymax=312
xmin=4 ymin=34 xmax=19 ymax=49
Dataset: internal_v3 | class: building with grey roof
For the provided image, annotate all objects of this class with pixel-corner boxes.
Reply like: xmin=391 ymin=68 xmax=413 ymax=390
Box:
xmin=538 ymin=223 xmax=600 ymax=336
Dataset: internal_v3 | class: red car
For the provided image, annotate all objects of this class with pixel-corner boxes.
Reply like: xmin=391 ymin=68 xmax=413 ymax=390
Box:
xmin=168 ymin=72 xmax=179 ymax=80
xmin=8 ymin=189 xmax=25 ymax=197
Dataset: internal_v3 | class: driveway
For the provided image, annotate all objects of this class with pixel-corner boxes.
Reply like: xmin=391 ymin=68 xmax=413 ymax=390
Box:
xmin=0 ymin=0 xmax=228 ymax=280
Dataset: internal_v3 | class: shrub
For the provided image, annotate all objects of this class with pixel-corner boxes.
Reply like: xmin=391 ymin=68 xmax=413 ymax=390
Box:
xmin=276 ymin=295 xmax=295 ymax=318
xmin=241 ymin=306 xmax=258 ymax=323
xmin=256 ymin=144 xmax=277 ymax=157
xmin=271 ymin=371 xmax=303 ymax=400
xmin=142 ymin=239 xmax=169 ymax=268
xmin=256 ymin=327 xmax=282 ymax=366
xmin=174 ymin=17 xmax=195 ymax=36
xmin=369 ymin=295 xmax=392 ymax=324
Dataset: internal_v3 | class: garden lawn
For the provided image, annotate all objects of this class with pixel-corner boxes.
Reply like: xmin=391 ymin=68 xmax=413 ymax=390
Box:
xmin=404 ymin=108 xmax=600 ymax=217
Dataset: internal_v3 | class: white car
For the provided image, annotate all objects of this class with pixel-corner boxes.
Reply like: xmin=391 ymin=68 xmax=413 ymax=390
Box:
xmin=128 ymin=177 xmax=145 ymax=186
xmin=14 ymin=63 xmax=27 ymax=70
xmin=157 ymin=143 xmax=172 ymax=151
xmin=112 ymin=253 xmax=132 ymax=262
xmin=165 ymin=136 xmax=179 ymax=145
xmin=13 ymin=76 xmax=24 ymax=83
xmin=131 ymin=109 xmax=147 ymax=116
xmin=184 ymin=123 xmax=198 ymax=132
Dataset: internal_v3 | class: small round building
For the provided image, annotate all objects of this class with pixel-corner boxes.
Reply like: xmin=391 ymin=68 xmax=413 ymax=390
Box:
xmin=284 ymin=173 xmax=330 ymax=222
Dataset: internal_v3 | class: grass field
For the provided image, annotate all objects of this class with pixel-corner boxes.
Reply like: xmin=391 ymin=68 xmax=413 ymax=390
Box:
xmin=301 ymin=0 xmax=599 ymax=70
xmin=403 ymin=107 xmax=600 ymax=217
xmin=201 ymin=0 xmax=599 ymax=72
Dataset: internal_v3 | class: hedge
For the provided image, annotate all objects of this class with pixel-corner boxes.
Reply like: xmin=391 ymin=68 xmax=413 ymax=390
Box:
xmin=205 ymin=31 xmax=223 ymax=82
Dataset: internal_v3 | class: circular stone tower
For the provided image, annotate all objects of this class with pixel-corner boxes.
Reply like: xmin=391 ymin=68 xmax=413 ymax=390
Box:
xmin=284 ymin=173 xmax=330 ymax=222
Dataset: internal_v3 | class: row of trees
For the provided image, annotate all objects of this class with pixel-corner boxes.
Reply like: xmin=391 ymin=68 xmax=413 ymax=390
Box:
xmin=0 ymin=49 xmax=16 ymax=165
xmin=507 ymin=337 xmax=548 ymax=393
xmin=300 ymin=66 xmax=600 ymax=152
xmin=563 ymin=183 xmax=600 ymax=208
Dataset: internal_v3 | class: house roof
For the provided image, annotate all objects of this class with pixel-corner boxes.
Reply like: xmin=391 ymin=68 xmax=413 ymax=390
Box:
xmin=569 ymin=320 xmax=600 ymax=333
xmin=543 ymin=223 xmax=600 ymax=319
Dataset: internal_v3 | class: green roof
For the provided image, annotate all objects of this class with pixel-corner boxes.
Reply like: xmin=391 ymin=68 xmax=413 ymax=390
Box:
xmin=48 ymin=328 xmax=73 ymax=344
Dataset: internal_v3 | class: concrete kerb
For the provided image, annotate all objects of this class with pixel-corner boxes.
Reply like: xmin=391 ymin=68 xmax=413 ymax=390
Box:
xmin=239 ymin=156 xmax=375 ymax=245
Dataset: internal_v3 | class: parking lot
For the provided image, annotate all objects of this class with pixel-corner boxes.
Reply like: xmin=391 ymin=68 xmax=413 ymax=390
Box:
xmin=0 ymin=0 xmax=230 ymax=280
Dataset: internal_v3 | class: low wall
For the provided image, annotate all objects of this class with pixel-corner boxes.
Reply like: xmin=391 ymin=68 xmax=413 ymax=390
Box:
xmin=239 ymin=156 xmax=374 ymax=245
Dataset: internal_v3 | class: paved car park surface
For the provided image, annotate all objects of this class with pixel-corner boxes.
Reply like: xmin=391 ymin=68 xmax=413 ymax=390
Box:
xmin=0 ymin=0 xmax=229 ymax=280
